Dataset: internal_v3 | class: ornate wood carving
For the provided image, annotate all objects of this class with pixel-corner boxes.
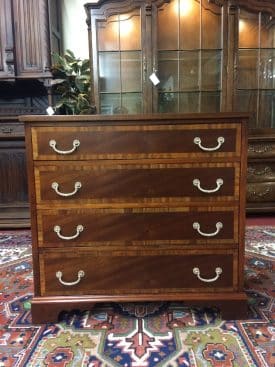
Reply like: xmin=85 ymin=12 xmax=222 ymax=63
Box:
xmin=248 ymin=143 xmax=274 ymax=155
xmin=85 ymin=0 xmax=170 ymax=20
xmin=247 ymin=185 xmax=273 ymax=200
xmin=247 ymin=166 xmax=273 ymax=177
xmin=229 ymin=0 xmax=275 ymax=16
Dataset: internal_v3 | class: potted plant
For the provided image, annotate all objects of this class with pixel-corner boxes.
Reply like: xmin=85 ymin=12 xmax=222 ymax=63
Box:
xmin=51 ymin=49 xmax=96 ymax=115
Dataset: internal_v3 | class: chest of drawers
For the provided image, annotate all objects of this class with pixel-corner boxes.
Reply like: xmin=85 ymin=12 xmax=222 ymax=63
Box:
xmin=21 ymin=113 xmax=248 ymax=323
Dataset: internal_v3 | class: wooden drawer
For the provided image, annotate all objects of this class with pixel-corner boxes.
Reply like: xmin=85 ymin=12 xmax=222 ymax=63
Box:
xmin=31 ymin=124 xmax=241 ymax=160
xmin=39 ymin=249 xmax=238 ymax=296
xmin=247 ymin=163 xmax=275 ymax=183
xmin=34 ymin=162 xmax=240 ymax=206
xmin=37 ymin=207 xmax=238 ymax=247
xmin=247 ymin=182 xmax=275 ymax=202
xmin=0 ymin=122 xmax=25 ymax=138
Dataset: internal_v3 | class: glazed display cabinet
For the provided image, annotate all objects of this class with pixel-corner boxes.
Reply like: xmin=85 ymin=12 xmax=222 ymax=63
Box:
xmin=85 ymin=0 xmax=275 ymax=213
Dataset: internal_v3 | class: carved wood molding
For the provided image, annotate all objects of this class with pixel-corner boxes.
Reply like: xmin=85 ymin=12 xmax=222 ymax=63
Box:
xmin=228 ymin=0 xmax=275 ymax=16
xmin=248 ymin=143 xmax=274 ymax=155
xmin=85 ymin=0 xmax=170 ymax=21
xmin=208 ymin=0 xmax=226 ymax=7
xmin=246 ymin=185 xmax=273 ymax=200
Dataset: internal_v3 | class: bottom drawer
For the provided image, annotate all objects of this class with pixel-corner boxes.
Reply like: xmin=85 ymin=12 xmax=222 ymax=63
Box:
xmin=39 ymin=249 xmax=238 ymax=296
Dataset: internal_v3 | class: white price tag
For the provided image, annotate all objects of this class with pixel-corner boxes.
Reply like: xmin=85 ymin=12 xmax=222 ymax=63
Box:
xmin=46 ymin=106 xmax=55 ymax=115
xmin=149 ymin=72 xmax=160 ymax=86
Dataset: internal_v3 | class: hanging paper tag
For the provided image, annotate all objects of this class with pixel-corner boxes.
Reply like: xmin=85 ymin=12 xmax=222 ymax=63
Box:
xmin=46 ymin=106 xmax=55 ymax=116
xmin=149 ymin=72 xmax=160 ymax=86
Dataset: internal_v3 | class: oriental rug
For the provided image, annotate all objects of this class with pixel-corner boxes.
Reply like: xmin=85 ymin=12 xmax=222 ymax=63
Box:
xmin=0 ymin=226 xmax=274 ymax=367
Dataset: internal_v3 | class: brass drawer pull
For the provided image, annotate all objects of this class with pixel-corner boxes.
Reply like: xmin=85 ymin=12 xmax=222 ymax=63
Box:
xmin=54 ymin=224 xmax=84 ymax=240
xmin=193 ymin=178 xmax=223 ymax=193
xmin=49 ymin=139 xmax=80 ymax=154
xmin=193 ymin=267 xmax=222 ymax=283
xmin=193 ymin=136 xmax=225 ymax=151
xmin=193 ymin=221 xmax=223 ymax=237
xmin=51 ymin=181 xmax=82 ymax=197
xmin=56 ymin=270 xmax=85 ymax=286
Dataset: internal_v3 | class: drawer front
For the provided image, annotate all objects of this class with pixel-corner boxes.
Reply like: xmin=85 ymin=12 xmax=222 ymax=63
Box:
xmin=31 ymin=124 xmax=240 ymax=160
xmin=35 ymin=163 xmax=239 ymax=205
xmin=37 ymin=207 xmax=238 ymax=247
xmin=247 ymin=163 xmax=275 ymax=183
xmin=0 ymin=122 xmax=25 ymax=138
xmin=39 ymin=249 xmax=237 ymax=296
xmin=247 ymin=182 xmax=275 ymax=202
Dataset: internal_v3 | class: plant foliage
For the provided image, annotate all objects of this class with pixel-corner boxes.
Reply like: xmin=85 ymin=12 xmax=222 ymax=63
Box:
xmin=51 ymin=49 xmax=95 ymax=115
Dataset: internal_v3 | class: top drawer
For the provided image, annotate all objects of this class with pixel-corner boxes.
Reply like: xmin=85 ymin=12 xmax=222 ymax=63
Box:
xmin=31 ymin=124 xmax=241 ymax=160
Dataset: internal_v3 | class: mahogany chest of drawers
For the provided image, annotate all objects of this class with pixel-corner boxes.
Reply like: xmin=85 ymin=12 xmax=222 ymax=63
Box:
xmin=21 ymin=113 xmax=248 ymax=323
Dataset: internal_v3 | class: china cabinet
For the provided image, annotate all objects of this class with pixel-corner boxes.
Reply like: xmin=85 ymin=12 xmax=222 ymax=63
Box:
xmin=85 ymin=0 xmax=275 ymax=212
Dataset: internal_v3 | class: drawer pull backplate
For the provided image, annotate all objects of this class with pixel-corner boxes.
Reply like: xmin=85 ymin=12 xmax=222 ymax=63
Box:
xmin=56 ymin=270 xmax=85 ymax=286
xmin=193 ymin=267 xmax=222 ymax=283
xmin=193 ymin=136 xmax=225 ymax=151
xmin=54 ymin=224 xmax=84 ymax=240
xmin=193 ymin=178 xmax=223 ymax=193
xmin=51 ymin=181 xmax=82 ymax=197
xmin=193 ymin=221 xmax=223 ymax=237
xmin=49 ymin=139 xmax=80 ymax=154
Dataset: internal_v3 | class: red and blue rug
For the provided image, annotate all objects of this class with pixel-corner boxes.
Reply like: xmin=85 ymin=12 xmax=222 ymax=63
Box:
xmin=0 ymin=227 xmax=274 ymax=366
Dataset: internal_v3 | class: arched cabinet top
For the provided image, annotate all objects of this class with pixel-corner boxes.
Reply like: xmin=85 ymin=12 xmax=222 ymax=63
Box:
xmin=230 ymin=0 xmax=275 ymax=16
xmin=85 ymin=0 xmax=170 ymax=22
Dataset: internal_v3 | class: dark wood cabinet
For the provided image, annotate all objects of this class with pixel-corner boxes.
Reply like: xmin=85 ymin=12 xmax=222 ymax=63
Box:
xmin=0 ymin=0 xmax=61 ymax=81
xmin=0 ymin=116 xmax=29 ymax=228
xmin=0 ymin=0 xmax=62 ymax=227
xmin=247 ymin=129 xmax=275 ymax=213
xmin=85 ymin=0 xmax=275 ymax=213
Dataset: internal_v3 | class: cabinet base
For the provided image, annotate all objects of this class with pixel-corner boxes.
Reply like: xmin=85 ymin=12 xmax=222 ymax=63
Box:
xmin=31 ymin=293 xmax=248 ymax=324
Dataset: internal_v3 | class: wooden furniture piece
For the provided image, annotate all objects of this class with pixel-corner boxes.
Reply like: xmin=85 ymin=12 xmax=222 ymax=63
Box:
xmin=0 ymin=0 xmax=62 ymax=227
xmin=0 ymin=0 xmax=62 ymax=81
xmin=247 ymin=129 xmax=275 ymax=213
xmin=85 ymin=0 xmax=275 ymax=213
xmin=21 ymin=112 xmax=248 ymax=324
xmin=0 ymin=116 xmax=29 ymax=227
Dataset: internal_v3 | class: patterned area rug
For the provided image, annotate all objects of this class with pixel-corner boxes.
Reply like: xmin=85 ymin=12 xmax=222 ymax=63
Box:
xmin=0 ymin=227 xmax=274 ymax=367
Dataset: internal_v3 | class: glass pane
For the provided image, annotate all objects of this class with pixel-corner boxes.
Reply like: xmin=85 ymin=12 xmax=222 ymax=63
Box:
xmin=99 ymin=52 xmax=120 ymax=92
xmin=158 ymin=51 xmax=179 ymax=92
xmin=100 ymin=93 xmax=143 ymax=114
xmin=259 ymin=91 xmax=275 ymax=128
xmin=98 ymin=16 xmax=119 ymax=51
xmin=158 ymin=92 xmax=178 ymax=112
xmin=201 ymin=92 xmax=220 ymax=112
xmin=121 ymin=93 xmax=143 ymax=114
xmin=260 ymin=50 xmax=275 ymax=89
xmin=179 ymin=92 xmax=199 ymax=112
xmin=119 ymin=13 xmax=141 ymax=51
xmin=201 ymin=51 xmax=221 ymax=89
xmin=261 ymin=13 xmax=275 ymax=48
xmin=202 ymin=0 xmax=221 ymax=49
xmin=179 ymin=51 xmax=199 ymax=90
xmin=97 ymin=12 xmax=141 ymax=52
xmin=179 ymin=0 xmax=200 ymax=49
xmin=237 ymin=50 xmax=258 ymax=89
xmin=239 ymin=9 xmax=259 ymax=49
xmin=100 ymin=94 xmax=120 ymax=114
xmin=121 ymin=52 xmax=142 ymax=92
xmin=234 ymin=90 xmax=257 ymax=127
xmin=158 ymin=0 xmax=178 ymax=50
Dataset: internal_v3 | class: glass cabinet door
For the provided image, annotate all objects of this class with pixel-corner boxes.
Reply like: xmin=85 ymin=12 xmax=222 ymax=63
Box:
xmin=234 ymin=8 xmax=275 ymax=128
xmin=156 ymin=0 xmax=223 ymax=113
xmin=91 ymin=8 xmax=144 ymax=114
